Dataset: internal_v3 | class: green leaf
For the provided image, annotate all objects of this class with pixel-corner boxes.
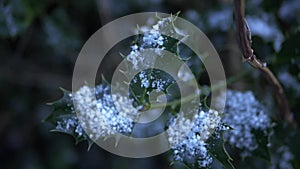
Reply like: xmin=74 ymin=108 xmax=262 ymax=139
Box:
xmin=44 ymin=88 xmax=93 ymax=149
xmin=45 ymin=88 xmax=74 ymax=124
xmin=123 ymin=15 xmax=195 ymax=110
xmin=207 ymin=130 xmax=235 ymax=169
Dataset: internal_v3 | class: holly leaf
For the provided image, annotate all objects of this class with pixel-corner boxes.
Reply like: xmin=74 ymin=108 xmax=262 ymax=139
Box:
xmin=44 ymin=88 xmax=74 ymax=124
xmin=44 ymin=88 xmax=93 ymax=150
xmin=123 ymin=16 xmax=187 ymax=110
xmin=207 ymin=129 xmax=235 ymax=169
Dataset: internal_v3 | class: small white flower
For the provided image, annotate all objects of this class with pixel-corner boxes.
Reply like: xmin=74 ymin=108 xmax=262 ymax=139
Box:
xmin=127 ymin=16 xmax=187 ymax=70
xmin=73 ymin=85 xmax=139 ymax=140
xmin=221 ymin=90 xmax=271 ymax=157
xmin=167 ymin=109 xmax=221 ymax=167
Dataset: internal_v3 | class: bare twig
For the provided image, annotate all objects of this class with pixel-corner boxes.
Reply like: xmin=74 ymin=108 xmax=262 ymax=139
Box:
xmin=234 ymin=0 xmax=297 ymax=127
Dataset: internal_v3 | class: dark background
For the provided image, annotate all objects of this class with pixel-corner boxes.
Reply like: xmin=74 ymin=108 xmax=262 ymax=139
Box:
xmin=0 ymin=0 xmax=299 ymax=168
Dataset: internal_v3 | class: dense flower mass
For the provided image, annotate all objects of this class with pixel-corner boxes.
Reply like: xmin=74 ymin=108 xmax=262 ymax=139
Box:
xmin=65 ymin=84 xmax=140 ymax=140
xmin=127 ymin=16 xmax=187 ymax=71
xmin=126 ymin=19 xmax=166 ymax=70
xmin=54 ymin=16 xmax=188 ymax=142
xmin=222 ymin=90 xmax=271 ymax=157
xmin=167 ymin=109 xmax=221 ymax=167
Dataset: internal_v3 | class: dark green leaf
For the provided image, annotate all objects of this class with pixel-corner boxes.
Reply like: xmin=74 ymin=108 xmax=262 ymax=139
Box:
xmin=44 ymin=88 xmax=93 ymax=149
xmin=207 ymin=130 xmax=235 ymax=169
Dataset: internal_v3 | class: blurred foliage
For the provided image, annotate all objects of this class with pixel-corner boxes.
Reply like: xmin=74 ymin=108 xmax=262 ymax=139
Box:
xmin=1 ymin=0 xmax=300 ymax=169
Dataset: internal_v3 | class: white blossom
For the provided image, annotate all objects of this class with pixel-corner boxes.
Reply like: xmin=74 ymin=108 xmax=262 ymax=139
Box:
xmin=127 ymin=16 xmax=187 ymax=70
xmin=56 ymin=116 xmax=84 ymax=137
xmin=222 ymin=90 xmax=271 ymax=157
xmin=73 ymin=85 xmax=139 ymax=140
xmin=167 ymin=109 xmax=221 ymax=167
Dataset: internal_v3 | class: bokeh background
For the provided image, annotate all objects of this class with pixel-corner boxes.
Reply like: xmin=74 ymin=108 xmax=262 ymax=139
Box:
xmin=0 ymin=0 xmax=299 ymax=168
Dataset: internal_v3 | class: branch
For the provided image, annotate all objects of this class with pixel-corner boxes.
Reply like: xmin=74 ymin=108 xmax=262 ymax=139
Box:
xmin=233 ymin=0 xmax=297 ymax=127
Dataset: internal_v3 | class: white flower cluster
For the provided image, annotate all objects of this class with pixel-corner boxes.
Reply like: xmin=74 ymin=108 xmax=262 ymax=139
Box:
xmin=139 ymin=71 xmax=150 ymax=88
xmin=73 ymin=85 xmax=139 ymax=140
xmin=56 ymin=115 xmax=84 ymax=138
xmin=142 ymin=29 xmax=164 ymax=47
xmin=167 ymin=109 xmax=221 ymax=167
xmin=222 ymin=90 xmax=271 ymax=157
xmin=135 ymin=70 xmax=171 ymax=92
xmin=127 ymin=19 xmax=166 ymax=70
xmin=127 ymin=16 xmax=187 ymax=70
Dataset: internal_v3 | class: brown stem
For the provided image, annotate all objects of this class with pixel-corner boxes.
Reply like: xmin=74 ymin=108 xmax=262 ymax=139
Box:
xmin=233 ymin=0 xmax=297 ymax=127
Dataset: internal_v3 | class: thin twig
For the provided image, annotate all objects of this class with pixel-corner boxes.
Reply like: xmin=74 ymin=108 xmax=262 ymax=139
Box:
xmin=233 ymin=0 xmax=297 ymax=127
